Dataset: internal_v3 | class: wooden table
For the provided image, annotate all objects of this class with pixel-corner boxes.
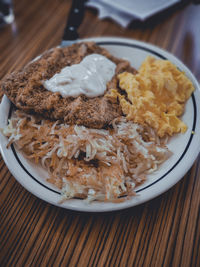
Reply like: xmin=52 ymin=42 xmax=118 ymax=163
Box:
xmin=0 ymin=0 xmax=200 ymax=266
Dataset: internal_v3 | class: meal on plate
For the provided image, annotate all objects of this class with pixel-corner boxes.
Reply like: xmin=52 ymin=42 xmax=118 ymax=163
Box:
xmin=0 ymin=42 xmax=195 ymax=202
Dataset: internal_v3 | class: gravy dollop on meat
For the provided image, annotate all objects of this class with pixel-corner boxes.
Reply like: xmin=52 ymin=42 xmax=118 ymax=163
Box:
xmin=1 ymin=42 xmax=136 ymax=128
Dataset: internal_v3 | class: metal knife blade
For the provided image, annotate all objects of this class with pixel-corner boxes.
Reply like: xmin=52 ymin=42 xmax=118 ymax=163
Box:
xmin=61 ymin=0 xmax=87 ymax=47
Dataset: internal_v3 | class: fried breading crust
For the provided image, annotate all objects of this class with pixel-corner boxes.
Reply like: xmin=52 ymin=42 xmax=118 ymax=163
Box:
xmin=1 ymin=42 xmax=136 ymax=128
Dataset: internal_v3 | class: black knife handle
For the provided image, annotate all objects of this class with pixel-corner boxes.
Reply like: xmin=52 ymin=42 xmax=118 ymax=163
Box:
xmin=63 ymin=0 xmax=87 ymax=41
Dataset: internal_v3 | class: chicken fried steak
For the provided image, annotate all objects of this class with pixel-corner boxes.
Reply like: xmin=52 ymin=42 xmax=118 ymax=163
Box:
xmin=1 ymin=42 xmax=136 ymax=128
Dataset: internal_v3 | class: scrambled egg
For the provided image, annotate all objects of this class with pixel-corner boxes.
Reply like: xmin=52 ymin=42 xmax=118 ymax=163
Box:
xmin=108 ymin=56 xmax=195 ymax=137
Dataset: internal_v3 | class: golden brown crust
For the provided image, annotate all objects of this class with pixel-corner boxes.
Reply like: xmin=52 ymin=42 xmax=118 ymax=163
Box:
xmin=1 ymin=42 xmax=136 ymax=128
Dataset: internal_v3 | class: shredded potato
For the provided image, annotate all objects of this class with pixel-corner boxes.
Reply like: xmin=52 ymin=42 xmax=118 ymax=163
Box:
xmin=2 ymin=110 xmax=171 ymax=202
xmin=2 ymin=56 xmax=194 ymax=203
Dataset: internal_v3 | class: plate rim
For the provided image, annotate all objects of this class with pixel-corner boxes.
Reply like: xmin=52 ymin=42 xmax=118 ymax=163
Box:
xmin=0 ymin=36 xmax=200 ymax=212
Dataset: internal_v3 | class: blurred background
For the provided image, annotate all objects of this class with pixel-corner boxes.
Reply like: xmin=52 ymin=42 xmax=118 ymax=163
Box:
xmin=0 ymin=0 xmax=199 ymax=79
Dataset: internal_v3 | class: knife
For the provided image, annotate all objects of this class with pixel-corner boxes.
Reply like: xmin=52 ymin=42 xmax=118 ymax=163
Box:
xmin=61 ymin=0 xmax=87 ymax=47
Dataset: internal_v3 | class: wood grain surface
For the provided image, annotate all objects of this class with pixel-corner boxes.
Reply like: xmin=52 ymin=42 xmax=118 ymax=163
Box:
xmin=0 ymin=0 xmax=200 ymax=266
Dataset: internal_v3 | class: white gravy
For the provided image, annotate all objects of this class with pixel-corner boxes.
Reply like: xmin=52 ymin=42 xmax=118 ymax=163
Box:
xmin=43 ymin=54 xmax=116 ymax=98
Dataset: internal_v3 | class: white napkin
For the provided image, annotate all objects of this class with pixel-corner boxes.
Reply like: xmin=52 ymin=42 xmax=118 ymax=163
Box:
xmin=86 ymin=0 xmax=134 ymax=28
xmin=86 ymin=0 xmax=181 ymax=28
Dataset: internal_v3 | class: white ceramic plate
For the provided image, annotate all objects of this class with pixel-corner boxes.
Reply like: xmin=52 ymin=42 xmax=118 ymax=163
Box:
xmin=0 ymin=37 xmax=200 ymax=212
